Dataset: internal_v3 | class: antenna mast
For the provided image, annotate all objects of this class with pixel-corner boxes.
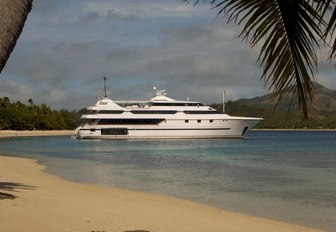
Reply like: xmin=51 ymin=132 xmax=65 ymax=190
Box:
xmin=223 ymin=90 xmax=225 ymax=113
xmin=102 ymin=76 xmax=108 ymax=97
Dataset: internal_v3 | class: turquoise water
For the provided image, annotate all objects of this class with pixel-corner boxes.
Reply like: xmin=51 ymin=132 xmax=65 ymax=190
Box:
xmin=1 ymin=131 xmax=336 ymax=231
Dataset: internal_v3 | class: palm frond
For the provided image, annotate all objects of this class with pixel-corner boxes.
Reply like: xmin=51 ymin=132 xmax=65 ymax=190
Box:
xmin=216 ymin=0 xmax=328 ymax=118
xmin=182 ymin=0 xmax=329 ymax=118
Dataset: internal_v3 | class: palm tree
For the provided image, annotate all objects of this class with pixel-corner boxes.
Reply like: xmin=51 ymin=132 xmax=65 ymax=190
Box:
xmin=183 ymin=0 xmax=336 ymax=118
xmin=0 ymin=0 xmax=33 ymax=73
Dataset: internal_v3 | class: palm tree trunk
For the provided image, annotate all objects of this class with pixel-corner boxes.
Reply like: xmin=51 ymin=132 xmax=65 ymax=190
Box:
xmin=0 ymin=0 xmax=33 ymax=73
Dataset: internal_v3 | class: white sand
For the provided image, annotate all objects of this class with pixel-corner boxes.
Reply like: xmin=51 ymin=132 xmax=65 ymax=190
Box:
xmin=0 ymin=130 xmax=74 ymax=138
xmin=0 ymin=155 xmax=324 ymax=232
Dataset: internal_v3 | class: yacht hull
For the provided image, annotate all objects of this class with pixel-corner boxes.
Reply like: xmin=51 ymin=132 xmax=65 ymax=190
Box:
xmin=76 ymin=118 xmax=260 ymax=139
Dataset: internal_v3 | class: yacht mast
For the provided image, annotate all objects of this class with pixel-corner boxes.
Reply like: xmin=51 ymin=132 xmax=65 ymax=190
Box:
xmin=102 ymin=76 xmax=108 ymax=97
xmin=223 ymin=90 xmax=225 ymax=113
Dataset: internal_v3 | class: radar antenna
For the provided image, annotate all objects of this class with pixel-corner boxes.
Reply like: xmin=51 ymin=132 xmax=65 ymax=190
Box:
xmin=153 ymin=86 xmax=167 ymax=96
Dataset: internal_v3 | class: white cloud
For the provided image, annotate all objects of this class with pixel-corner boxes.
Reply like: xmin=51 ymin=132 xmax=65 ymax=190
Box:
xmin=0 ymin=79 xmax=35 ymax=104
xmin=2 ymin=0 xmax=334 ymax=110
xmin=84 ymin=0 xmax=209 ymax=19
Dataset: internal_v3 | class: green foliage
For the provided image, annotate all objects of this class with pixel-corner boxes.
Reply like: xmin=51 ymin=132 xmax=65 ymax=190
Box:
xmin=0 ymin=97 xmax=82 ymax=130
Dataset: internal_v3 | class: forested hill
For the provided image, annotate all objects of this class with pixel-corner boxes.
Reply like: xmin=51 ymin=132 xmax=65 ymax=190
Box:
xmin=235 ymin=82 xmax=336 ymax=112
xmin=211 ymin=82 xmax=336 ymax=129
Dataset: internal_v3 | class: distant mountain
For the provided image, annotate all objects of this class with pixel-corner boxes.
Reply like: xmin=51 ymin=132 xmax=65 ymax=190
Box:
xmin=236 ymin=82 xmax=336 ymax=115
xmin=306 ymin=82 xmax=336 ymax=112
xmin=212 ymin=82 xmax=336 ymax=129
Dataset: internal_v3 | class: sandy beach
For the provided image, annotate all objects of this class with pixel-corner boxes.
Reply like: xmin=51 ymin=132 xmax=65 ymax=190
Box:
xmin=0 ymin=130 xmax=75 ymax=138
xmin=0 ymin=154 xmax=325 ymax=232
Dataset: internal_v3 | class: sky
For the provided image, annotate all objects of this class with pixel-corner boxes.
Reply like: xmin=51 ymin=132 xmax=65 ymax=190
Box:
xmin=1 ymin=0 xmax=336 ymax=110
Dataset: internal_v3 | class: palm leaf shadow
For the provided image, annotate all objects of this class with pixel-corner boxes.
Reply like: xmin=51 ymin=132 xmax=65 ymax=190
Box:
xmin=0 ymin=182 xmax=36 ymax=200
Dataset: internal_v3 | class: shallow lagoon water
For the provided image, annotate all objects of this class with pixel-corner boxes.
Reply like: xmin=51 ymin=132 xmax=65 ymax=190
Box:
xmin=1 ymin=131 xmax=336 ymax=231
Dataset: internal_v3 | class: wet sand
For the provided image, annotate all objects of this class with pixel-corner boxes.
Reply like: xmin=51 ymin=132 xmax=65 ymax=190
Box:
xmin=0 ymin=155 xmax=324 ymax=232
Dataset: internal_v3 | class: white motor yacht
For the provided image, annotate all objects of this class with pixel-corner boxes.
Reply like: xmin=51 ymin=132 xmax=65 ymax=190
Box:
xmin=76 ymin=85 xmax=263 ymax=139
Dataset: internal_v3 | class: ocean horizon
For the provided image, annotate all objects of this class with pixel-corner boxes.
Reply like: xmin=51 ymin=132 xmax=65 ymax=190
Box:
xmin=1 ymin=130 xmax=335 ymax=231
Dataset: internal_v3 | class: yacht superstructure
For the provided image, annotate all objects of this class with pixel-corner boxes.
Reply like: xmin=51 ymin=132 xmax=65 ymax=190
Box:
xmin=76 ymin=87 xmax=262 ymax=139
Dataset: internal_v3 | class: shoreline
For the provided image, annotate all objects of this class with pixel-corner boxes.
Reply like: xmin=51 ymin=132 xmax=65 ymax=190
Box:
xmin=0 ymin=130 xmax=75 ymax=138
xmin=0 ymin=155 xmax=325 ymax=232
xmin=0 ymin=129 xmax=334 ymax=140
xmin=1 ymin=128 xmax=335 ymax=137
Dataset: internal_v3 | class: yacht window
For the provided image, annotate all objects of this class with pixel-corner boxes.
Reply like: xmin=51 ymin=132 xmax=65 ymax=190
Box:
xmin=185 ymin=120 xmax=189 ymax=123
xmin=131 ymin=110 xmax=177 ymax=114
xmin=152 ymin=102 xmax=204 ymax=107
xmin=98 ymin=110 xmax=124 ymax=114
xmin=85 ymin=119 xmax=99 ymax=125
xmin=209 ymin=120 xmax=213 ymax=123
xmin=97 ymin=118 xmax=164 ymax=125
xmin=90 ymin=128 xmax=96 ymax=132
xmin=197 ymin=120 xmax=201 ymax=123
xmin=86 ymin=110 xmax=97 ymax=114
xmin=184 ymin=111 xmax=218 ymax=114
xmin=101 ymin=128 xmax=128 ymax=135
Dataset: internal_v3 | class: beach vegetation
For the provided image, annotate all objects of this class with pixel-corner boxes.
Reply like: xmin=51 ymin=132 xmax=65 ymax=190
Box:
xmin=0 ymin=97 xmax=81 ymax=130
